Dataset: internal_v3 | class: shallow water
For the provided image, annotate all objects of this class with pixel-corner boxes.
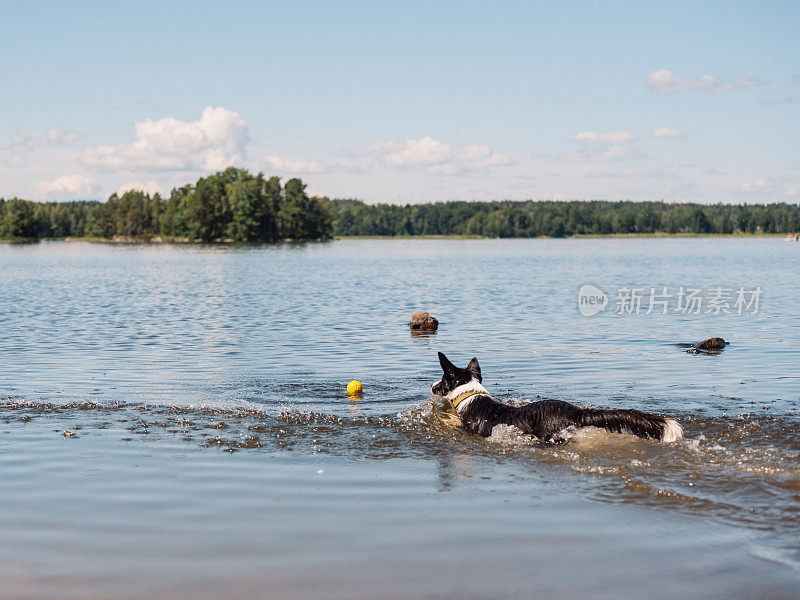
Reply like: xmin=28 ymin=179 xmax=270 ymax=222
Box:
xmin=1 ymin=238 xmax=799 ymax=598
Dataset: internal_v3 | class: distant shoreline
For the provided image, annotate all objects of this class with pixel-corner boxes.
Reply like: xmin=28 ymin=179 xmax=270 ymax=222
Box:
xmin=336 ymin=232 xmax=790 ymax=240
xmin=1 ymin=232 xmax=792 ymax=244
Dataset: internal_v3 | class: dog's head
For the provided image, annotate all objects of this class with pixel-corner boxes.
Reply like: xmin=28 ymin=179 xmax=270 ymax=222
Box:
xmin=430 ymin=352 xmax=482 ymax=397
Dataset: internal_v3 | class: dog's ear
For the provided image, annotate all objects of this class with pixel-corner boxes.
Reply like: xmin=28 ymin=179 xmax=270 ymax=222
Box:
xmin=467 ymin=357 xmax=482 ymax=382
xmin=438 ymin=352 xmax=456 ymax=373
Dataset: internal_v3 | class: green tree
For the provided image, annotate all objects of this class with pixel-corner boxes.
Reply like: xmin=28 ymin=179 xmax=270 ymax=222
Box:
xmin=2 ymin=198 xmax=39 ymax=240
xmin=226 ymin=177 xmax=267 ymax=241
xmin=280 ymin=178 xmax=310 ymax=239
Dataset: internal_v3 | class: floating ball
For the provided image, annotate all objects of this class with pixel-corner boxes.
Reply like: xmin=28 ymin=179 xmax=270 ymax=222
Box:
xmin=347 ymin=380 xmax=363 ymax=396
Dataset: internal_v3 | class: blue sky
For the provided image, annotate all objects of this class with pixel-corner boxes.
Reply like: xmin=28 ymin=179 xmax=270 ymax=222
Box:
xmin=1 ymin=1 xmax=798 ymax=203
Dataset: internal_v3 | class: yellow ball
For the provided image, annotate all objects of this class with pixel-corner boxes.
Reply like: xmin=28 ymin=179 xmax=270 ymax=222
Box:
xmin=347 ymin=380 xmax=363 ymax=396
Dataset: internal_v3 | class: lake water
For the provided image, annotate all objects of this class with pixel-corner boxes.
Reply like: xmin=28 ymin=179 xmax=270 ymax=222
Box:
xmin=1 ymin=238 xmax=799 ymax=599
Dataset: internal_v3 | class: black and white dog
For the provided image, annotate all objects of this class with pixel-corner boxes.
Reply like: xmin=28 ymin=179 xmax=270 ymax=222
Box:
xmin=431 ymin=352 xmax=682 ymax=443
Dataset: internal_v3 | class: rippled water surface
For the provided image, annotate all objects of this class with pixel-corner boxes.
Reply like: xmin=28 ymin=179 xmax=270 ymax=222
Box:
xmin=1 ymin=238 xmax=799 ymax=599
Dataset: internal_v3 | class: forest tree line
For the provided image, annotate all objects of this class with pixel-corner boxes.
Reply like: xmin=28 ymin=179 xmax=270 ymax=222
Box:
xmin=2 ymin=168 xmax=800 ymax=241
xmin=331 ymin=198 xmax=800 ymax=237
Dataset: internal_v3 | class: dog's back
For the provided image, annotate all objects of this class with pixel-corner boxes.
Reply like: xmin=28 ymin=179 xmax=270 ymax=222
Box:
xmin=458 ymin=395 xmax=580 ymax=439
xmin=457 ymin=395 xmax=676 ymax=441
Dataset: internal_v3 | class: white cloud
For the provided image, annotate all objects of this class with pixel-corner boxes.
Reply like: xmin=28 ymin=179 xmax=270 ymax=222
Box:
xmin=82 ymin=106 xmax=248 ymax=172
xmin=384 ymin=136 xmax=454 ymax=167
xmin=9 ymin=128 xmax=83 ymax=150
xmin=653 ymin=128 xmax=686 ymax=139
xmin=3 ymin=128 xmax=84 ymax=167
xmin=428 ymin=144 xmax=510 ymax=174
xmin=116 ymin=181 xmax=162 ymax=196
xmin=45 ymin=129 xmax=83 ymax=145
xmin=598 ymin=145 xmax=640 ymax=161
xmin=565 ymin=144 xmax=644 ymax=163
xmin=461 ymin=144 xmax=510 ymax=167
xmin=366 ymin=141 xmax=402 ymax=154
xmin=568 ymin=128 xmax=640 ymax=162
xmin=740 ymin=177 xmax=799 ymax=198
xmin=9 ymin=130 xmax=38 ymax=152
xmin=741 ymin=178 xmax=775 ymax=192
xmin=264 ymin=155 xmax=328 ymax=174
xmin=574 ymin=130 xmax=635 ymax=143
xmin=34 ymin=174 xmax=96 ymax=198
xmin=647 ymin=69 xmax=763 ymax=93
xmin=374 ymin=136 xmax=510 ymax=174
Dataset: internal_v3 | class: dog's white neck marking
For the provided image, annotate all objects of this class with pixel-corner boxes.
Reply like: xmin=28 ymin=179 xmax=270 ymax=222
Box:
xmin=447 ymin=381 xmax=489 ymax=413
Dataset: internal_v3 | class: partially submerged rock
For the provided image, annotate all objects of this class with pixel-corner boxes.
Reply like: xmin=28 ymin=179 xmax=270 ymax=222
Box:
xmin=409 ymin=311 xmax=438 ymax=332
xmin=696 ymin=337 xmax=728 ymax=351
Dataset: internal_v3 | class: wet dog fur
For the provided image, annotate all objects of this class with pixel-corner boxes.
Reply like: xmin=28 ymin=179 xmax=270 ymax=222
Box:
xmin=431 ymin=352 xmax=682 ymax=443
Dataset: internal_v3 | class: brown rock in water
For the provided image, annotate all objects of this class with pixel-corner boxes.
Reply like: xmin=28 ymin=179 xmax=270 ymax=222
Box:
xmin=409 ymin=311 xmax=439 ymax=332
xmin=696 ymin=337 xmax=727 ymax=351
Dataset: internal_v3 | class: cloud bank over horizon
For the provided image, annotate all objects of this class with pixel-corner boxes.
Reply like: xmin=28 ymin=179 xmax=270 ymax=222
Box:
xmin=2 ymin=99 xmax=797 ymax=205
